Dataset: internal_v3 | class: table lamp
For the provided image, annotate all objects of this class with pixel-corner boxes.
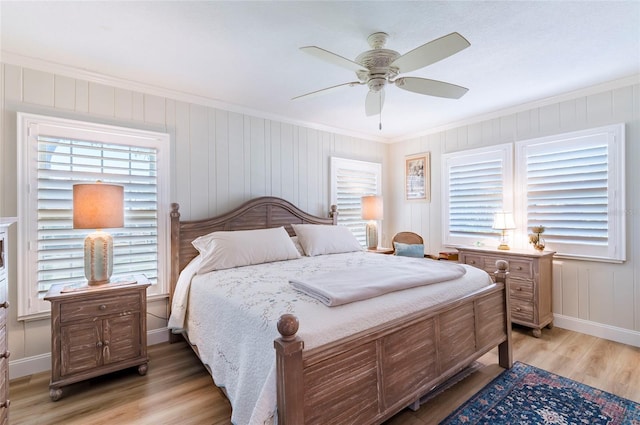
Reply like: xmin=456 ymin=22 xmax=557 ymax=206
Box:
xmin=493 ymin=211 xmax=515 ymax=250
xmin=73 ymin=182 xmax=124 ymax=285
xmin=361 ymin=195 xmax=383 ymax=250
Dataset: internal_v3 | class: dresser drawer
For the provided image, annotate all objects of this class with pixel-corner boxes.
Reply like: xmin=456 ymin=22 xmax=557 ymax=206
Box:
xmin=462 ymin=254 xmax=484 ymax=268
xmin=0 ymin=279 xmax=6 ymax=326
xmin=511 ymin=299 xmax=534 ymax=322
xmin=60 ymin=294 xmax=141 ymax=323
xmin=507 ymin=259 xmax=533 ymax=280
xmin=509 ymin=278 xmax=534 ymax=301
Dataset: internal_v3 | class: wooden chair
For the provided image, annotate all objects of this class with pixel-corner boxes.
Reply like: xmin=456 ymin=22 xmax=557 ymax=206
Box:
xmin=391 ymin=232 xmax=424 ymax=253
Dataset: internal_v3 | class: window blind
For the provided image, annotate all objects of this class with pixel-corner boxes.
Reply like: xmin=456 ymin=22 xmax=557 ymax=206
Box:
xmin=442 ymin=144 xmax=512 ymax=247
xmin=525 ymin=145 xmax=608 ymax=245
xmin=448 ymin=158 xmax=504 ymax=238
xmin=516 ymin=124 xmax=625 ymax=261
xmin=36 ymin=136 xmax=159 ymax=296
xmin=331 ymin=157 xmax=382 ymax=245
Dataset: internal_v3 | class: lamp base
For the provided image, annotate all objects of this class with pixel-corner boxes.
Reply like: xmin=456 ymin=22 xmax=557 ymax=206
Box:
xmin=365 ymin=222 xmax=378 ymax=250
xmin=497 ymin=243 xmax=511 ymax=250
xmin=84 ymin=230 xmax=114 ymax=286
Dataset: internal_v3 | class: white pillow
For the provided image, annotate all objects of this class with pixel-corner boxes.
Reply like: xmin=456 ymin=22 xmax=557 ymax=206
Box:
xmin=292 ymin=224 xmax=362 ymax=256
xmin=290 ymin=236 xmax=305 ymax=256
xmin=192 ymin=227 xmax=301 ymax=273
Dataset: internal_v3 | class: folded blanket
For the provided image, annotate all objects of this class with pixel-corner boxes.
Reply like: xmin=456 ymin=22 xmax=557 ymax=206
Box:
xmin=290 ymin=259 xmax=466 ymax=306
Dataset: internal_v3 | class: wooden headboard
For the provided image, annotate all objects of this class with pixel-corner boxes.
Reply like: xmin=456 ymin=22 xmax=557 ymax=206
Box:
xmin=170 ymin=196 xmax=337 ymax=301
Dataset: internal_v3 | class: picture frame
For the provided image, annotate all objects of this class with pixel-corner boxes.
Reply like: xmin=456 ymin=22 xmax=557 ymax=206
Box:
xmin=405 ymin=152 xmax=430 ymax=201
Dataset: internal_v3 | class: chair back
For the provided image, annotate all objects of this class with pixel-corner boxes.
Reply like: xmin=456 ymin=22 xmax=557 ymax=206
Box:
xmin=391 ymin=232 xmax=424 ymax=252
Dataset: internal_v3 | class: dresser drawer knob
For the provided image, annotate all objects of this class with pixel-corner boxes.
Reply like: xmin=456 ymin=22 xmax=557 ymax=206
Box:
xmin=99 ymin=304 xmax=107 ymax=311
xmin=96 ymin=341 xmax=103 ymax=348
xmin=0 ymin=399 xmax=9 ymax=408
xmin=469 ymin=260 xmax=476 ymax=264
xmin=515 ymin=307 xmax=522 ymax=312
xmin=0 ymin=351 xmax=9 ymax=359
xmin=0 ymin=301 xmax=8 ymax=309
xmin=516 ymin=266 xmax=523 ymax=270
xmin=517 ymin=287 xmax=522 ymax=291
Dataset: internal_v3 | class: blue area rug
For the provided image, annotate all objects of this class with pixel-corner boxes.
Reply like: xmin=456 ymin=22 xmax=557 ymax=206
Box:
xmin=440 ymin=361 xmax=640 ymax=424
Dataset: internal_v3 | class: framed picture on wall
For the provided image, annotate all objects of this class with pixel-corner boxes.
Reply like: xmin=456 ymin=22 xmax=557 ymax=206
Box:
xmin=405 ymin=152 xmax=430 ymax=201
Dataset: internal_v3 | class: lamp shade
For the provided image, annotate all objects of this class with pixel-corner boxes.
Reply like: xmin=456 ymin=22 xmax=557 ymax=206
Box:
xmin=361 ymin=195 xmax=383 ymax=221
xmin=73 ymin=183 xmax=124 ymax=229
xmin=492 ymin=211 xmax=515 ymax=230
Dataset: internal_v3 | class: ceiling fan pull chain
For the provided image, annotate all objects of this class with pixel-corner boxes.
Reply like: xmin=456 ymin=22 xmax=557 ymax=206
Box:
xmin=379 ymin=92 xmax=383 ymax=130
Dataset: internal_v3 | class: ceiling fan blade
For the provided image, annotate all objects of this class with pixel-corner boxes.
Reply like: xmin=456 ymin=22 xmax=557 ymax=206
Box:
xmin=365 ymin=90 xmax=385 ymax=116
xmin=300 ymin=46 xmax=366 ymax=72
xmin=395 ymin=77 xmax=468 ymax=99
xmin=292 ymin=81 xmax=362 ymax=100
xmin=390 ymin=32 xmax=470 ymax=73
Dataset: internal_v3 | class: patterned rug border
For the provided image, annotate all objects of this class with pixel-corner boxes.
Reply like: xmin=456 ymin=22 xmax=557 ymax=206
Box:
xmin=440 ymin=361 xmax=640 ymax=425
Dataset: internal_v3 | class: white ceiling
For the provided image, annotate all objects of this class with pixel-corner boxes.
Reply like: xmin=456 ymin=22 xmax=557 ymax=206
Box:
xmin=1 ymin=1 xmax=639 ymax=142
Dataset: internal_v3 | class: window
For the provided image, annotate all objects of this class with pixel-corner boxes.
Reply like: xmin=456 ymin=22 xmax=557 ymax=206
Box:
xmin=441 ymin=144 xmax=512 ymax=247
xmin=17 ymin=113 xmax=171 ymax=319
xmin=330 ymin=157 xmax=382 ymax=246
xmin=442 ymin=124 xmax=625 ymax=262
xmin=515 ymin=124 xmax=625 ymax=262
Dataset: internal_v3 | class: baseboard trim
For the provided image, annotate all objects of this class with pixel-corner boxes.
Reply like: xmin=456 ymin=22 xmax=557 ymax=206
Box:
xmin=554 ymin=314 xmax=640 ymax=348
xmin=9 ymin=327 xmax=170 ymax=380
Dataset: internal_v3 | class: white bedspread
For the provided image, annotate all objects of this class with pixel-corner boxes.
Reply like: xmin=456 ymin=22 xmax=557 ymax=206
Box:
xmin=168 ymin=252 xmax=492 ymax=425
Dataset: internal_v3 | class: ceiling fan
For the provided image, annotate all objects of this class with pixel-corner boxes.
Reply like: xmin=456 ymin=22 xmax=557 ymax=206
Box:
xmin=293 ymin=31 xmax=470 ymax=121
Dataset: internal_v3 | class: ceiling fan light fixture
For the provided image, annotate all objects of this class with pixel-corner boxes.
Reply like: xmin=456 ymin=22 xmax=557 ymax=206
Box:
xmin=294 ymin=31 xmax=470 ymax=125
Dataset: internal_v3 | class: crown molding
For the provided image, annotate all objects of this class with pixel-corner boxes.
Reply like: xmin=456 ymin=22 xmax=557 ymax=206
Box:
xmin=394 ymin=73 xmax=640 ymax=143
xmin=1 ymin=51 xmax=388 ymax=144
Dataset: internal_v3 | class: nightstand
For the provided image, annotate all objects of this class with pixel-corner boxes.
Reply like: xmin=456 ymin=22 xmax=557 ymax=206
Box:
xmin=44 ymin=277 xmax=151 ymax=401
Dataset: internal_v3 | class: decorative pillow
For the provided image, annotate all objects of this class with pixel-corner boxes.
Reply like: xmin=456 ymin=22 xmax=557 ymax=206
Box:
xmin=292 ymin=224 xmax=362 ymax=256
xmin=192 ymin=227 xmax=301 ymax=273
xmin=394 ymin=242 xmax=425 ymax=258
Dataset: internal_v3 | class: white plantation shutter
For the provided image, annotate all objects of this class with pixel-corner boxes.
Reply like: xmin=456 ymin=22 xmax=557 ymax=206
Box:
xmin=37 ymin=136 xmax=158 ymax=292
xmin=18 ymin=113 xmax=170 ymax=318
xmin=442 ymin=144 xmax=512 ymax=246
xmin=330 ymin=157 xmax=382 ymax=245
xmin=516 ymin=124 xmax=625 ymax=262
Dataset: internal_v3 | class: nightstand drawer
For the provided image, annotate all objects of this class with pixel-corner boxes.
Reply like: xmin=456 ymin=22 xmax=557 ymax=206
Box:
xmin=509 ymin=278 xmax=534 ymax=301
xmin=60 ymin=294 xmax=141 ymax=323
xmin=511 ymin=299 xmax=534 ymax=322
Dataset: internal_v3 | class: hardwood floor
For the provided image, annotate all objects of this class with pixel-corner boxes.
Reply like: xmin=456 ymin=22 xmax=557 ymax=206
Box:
xmin=10 ymin=325 xmax=640 ymax=425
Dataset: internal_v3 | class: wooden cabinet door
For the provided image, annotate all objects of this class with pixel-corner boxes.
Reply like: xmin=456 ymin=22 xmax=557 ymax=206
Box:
xmin=103 ymin=313 xmax=141 ymax=365
xmin=60 ymin=321 xmax=102 ymax=376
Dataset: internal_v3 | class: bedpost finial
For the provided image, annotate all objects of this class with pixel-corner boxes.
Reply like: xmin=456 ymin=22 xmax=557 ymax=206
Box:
xmin=277 ymin=314 xmax=299 ymax=341
xmin=496 ymin=259 xmax=508 ymax=271
xmin=171 ymin=203 xmax=180 ymax=218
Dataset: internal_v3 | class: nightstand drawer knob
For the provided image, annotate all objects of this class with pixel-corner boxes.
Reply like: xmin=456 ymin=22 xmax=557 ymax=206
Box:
xmin=0 ymin=351 xmax=9 ymax=359
xmin=517 ymin=287 xmax=522 ymax=291
xmin=516 ymin=266 xmax=522 ymax=270
xmin=0 ymin=400 xmax=9 ymax=408
xmin=515 ymin=307 xmax=522 ymax=312
xmin=469 ymin=260 xmax=476 ymax=264
xmin=0 ymin=301 xmax=8 ymax=309
xmin=99 ymin=304 xmax=107 ymax=311
xmin=96 ymin=341 xmax=103 ymax=348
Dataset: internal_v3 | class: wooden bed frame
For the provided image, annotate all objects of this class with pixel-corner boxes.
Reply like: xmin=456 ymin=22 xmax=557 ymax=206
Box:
xmin=170 ymin=196 xmax=513 ymax=425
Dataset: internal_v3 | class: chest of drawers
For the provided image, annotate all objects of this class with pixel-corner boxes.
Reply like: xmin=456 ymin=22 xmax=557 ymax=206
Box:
xmin=0 ymin=218 xmax=17 ymax=424
xmin=457 ymin=246 xmax=554 ymax=337
xmin=45 ymin=279 xmax=150 ymax=400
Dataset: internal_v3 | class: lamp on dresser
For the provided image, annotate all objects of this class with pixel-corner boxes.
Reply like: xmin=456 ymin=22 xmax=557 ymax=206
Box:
xmin=73 ymin=181 xmax=124 ymax=286
xmin=493 ymin=211 xmax=515 ymax=250
xmin=361 ymin=195 xmax=383 ymax=250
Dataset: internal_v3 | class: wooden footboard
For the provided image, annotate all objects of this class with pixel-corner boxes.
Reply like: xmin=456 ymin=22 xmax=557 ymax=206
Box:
xmin=275 ymin=263 xmax=512 ymax=425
